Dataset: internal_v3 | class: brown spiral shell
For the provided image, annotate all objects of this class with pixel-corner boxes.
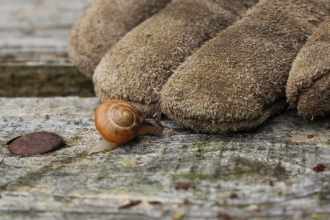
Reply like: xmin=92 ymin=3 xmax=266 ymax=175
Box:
xmin=94 ymin=100 xmax=144 ymax=144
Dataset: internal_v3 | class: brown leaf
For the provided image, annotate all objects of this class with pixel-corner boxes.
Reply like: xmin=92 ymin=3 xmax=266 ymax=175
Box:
xmin=313 ymin=164 xmax=326 ymax=172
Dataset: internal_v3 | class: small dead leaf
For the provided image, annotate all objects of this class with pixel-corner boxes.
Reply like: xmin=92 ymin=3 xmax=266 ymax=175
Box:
xmin=217 ymin=212 xmax=230 ymax=220
xmin=285 ymin=179 xmax=296 ymax=186
xmin=246 ymin=204 xmax=260 ymax=212
xmin=174 ymin=182 xmax=196 ymax=191
xmin=118 ymin=200 xmax=141 ymax=209
xmin=148 ymin=201 xmax=162 ymax=205
xmin=307 ymin=134 xmax=314 ymax=138
xmin=313 ymin=164 xmax=327 ymax=172
xmin=214 ymin=184 xmax=221 ymax=189
xmin=172 ymin=211 xmax=184 ymax=220
xmin=229 ymin=193 xmax=238 ymax=199
xmin=120 ymin=158 xmax=139 ymax=167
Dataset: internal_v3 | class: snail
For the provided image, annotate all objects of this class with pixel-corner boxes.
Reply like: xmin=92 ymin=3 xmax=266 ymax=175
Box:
xmin=88 ymin=99 xmax=164 ymax=154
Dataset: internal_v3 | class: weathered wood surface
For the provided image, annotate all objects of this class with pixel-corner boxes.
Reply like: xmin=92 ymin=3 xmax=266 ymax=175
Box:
xmin=1 ymin=97 xmax=330 ymax=220
xmin=0 ymin=0 xmax=94 ymax=97
xmin=1 ymin=0 xmax=330 ymax=219
xmin=0 ymin=0 xmax=91 ymax=61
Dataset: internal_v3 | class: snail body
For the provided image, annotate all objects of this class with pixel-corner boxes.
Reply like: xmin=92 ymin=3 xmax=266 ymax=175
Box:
xmin=89 ymin=100 xmax=163 ymax=154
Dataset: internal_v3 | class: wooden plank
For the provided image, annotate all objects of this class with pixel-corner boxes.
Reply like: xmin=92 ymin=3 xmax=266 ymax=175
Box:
xmin=0 ymin=97 xmax=330 ymax=219
xmin=0 ymin=0 xmax=94 ymax=97
xmin=0 ymin=65 xmax=94 ymax=97
xmin=0 ymin=0 xmax=92 ymax=58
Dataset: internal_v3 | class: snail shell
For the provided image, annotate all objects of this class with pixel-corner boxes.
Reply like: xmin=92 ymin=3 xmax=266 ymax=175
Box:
xmin=94 ymin=99 xmax=144 ymax=144
xmin=89 ymin=99 xmax=164 ymax=154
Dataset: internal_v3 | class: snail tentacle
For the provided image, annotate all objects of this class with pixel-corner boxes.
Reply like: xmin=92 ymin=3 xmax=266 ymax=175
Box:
xmin=138 ymin=119 xmax=164 ymax=136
